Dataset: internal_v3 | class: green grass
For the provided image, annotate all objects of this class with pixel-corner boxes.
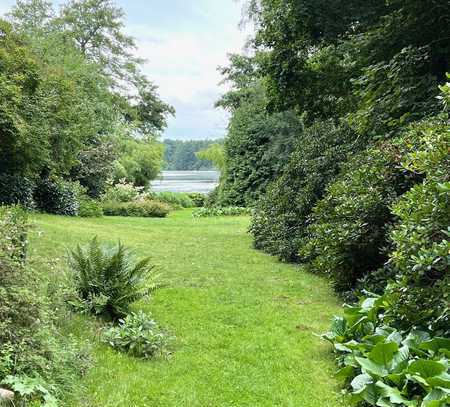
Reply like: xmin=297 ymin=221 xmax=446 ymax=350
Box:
xmin=28 ymin=210 xmax=345 ymax=407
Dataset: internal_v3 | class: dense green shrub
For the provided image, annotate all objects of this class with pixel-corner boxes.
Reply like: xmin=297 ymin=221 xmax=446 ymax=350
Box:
xmin=68 ymin=238 xmax=156 ymax=320
xmin=70 ymin=139 xmax=118 ymax=199
xmin=0 ymin=206 xmax=87 ymax=403
xmin=153 ymin=191 xmax=194 ymax=209
xmin=78 ymin=198 xmax=103 ymax=218
xmin=323 ymin=292 xmax=450 ymax=406
xmin=300 ymin=116 xmax=447 ymax=295
xmin=299 ymin=146 xmax=406 ymax=293
xmin=0 ymin=174 xmax=35 ymax=208
xmin=34 ymin=177 xmax=79 ymax=216
xmin=187 ymin=192 xmax=206 ymax=207
xmin=102 ymin=200 xmax=170 ymax=218
xmin=386 ymin=115 xmax=449 ymax=333
xmin=103 ymin=311 xmax=169 ymax=359
xmin=250 ymin=120 xmax=363 ymax=262
xmin=192 ymin=206 xmax=251 ymax=218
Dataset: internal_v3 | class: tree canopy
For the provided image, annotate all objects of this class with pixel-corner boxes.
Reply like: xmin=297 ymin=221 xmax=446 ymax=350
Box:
xmin=1 ymin=0 xmax=174 ymax=199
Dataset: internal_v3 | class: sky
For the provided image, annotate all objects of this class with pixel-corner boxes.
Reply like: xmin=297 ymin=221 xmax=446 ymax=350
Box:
xmin=0 ymin=0 xmax=252 ymax=140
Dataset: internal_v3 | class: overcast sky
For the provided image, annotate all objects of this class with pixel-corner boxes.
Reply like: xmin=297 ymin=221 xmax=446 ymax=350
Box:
xmin=0 ymin=0 xmax=251 ymax=140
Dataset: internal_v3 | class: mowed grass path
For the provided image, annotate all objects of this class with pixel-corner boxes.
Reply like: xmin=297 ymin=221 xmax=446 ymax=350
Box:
xmin=29 ymin=211 xmax=344 ymax=407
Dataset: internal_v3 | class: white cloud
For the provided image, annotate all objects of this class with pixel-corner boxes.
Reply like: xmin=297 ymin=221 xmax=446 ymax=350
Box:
xmin=126 ymin=3 xmax=252 ymax=139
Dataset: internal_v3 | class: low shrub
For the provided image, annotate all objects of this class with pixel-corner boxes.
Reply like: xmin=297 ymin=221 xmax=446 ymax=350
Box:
xmin=323 ymin=292 xmax=450 ymax=406
xmin=0 ymin=174 xmax=35 ymax=209
xmin=102 ymin=311 xmax=169 ymax=359
xmin=34 ymin=177 xmax=79 ymax=216
xmin=68 ymin=238 xmax=156 ymax=320
xmin=102 ymin=200 xmax=170 ymax=218
xmin=187 ymin=192 xmax=206 ymax=207
xmin=153 ymin=191 xmax=194 ymax=209
xmin=78 ymin=198 xmax=103 ymax=218
xmin=192 ymin=206 xmax=251 ymax=218
xmin=101 ymin=181 xmax=144 ymax=203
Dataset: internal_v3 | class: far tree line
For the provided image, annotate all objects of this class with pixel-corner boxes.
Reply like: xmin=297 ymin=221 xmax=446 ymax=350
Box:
xmin=163 ymin=139 xmax=224 ymax=171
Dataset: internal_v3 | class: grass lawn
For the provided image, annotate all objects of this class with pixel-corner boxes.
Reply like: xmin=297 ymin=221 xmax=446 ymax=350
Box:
xmin=29 ymin=210 xmax=345 ymax=407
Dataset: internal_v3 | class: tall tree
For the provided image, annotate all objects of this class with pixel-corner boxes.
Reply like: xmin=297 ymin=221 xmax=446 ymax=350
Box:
xmin=7 ymin=0 xmax=54 ymax=35
xmin=58 ymin=0 xmax=139 ymax=85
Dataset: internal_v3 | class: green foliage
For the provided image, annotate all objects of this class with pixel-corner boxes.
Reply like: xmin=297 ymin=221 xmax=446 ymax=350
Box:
xmin=0 ymin=206 xmax=87 ymax=403
xmin=0 ymin=174 xmax=35 ymax=209
xmin=324 ymin=105 xmax=450 ymax=406
xmin=192 ymin=206 xmax=251 ymax=218
xmin=350 ymin=45 xmax=440 ymax=138
xmin=250 ymin=120 xmax=362 ymax=261
xmin=195 ymin=143 xmax=225 ymax=172
xmin=299 ymin=144 xmax=406 ymax=293
xmin=102 ymin=311 xmax=169 ymax=359
xmin=386 ymin=116 xmax=449 ymax=333
xmin=70 ymin=139 xmax=118 ymax=198
xmin=299 ymin=114 xmax=448 ymax=298
xmin=78 ymin=198 xmax=103 ymax=218
xmin=219 ymin=90 xmax=303 ymax=206
xmin=153 ymin=192 xmax=194 ymax=209
xmin=247 ymin=1 xmax=447 ymax=127
xmin=0 ymin=18 xmax=43 ymax=176
xmin=114 ymin=137 xmax=164 ymax=187
xmin=323 ymin=293 xmax=450 ymax=406
xmin=102 ymin=200 xmax=170 ymax=218
xmin=1 ymin=0 xmax=174 ymax=214
xmin=68 ymin=238 xmax=156 ymax=320
xmin=101 ymin=181 xmax=143 ymax=203
xmin=163 ymin=139 xmax=223 ymax=171
xmin=0 ymin=205 xmax=29 ymax=263
xmin=34 ymin=177 xmax=79 ymax=216
xmin=2 ymin=375 xmax=57 ymax=406
xmin=187 ymin=192 xmax=206 ymax=207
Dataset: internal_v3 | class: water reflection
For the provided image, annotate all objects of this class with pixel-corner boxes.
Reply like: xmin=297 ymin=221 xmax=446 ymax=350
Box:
xmin=151 ymin=171 xmax=219 ymax=193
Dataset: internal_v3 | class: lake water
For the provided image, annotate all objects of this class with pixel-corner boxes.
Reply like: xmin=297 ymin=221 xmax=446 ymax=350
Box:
xmin=151 ymin=171 xmax=220 ymax=194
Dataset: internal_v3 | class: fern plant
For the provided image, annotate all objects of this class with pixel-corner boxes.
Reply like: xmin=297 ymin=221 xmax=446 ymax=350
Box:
xmin=68 ymin=238 xmax=155 ymax=320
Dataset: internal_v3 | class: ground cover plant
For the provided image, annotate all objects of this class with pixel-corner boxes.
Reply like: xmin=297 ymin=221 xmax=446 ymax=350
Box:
xmin=103 ymin=311 xmax=170 ymax=359
xmin=29 ymin=211 xmax=346 ymax=406
xmin=323 ymin=293 xmax=450 ymax=406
